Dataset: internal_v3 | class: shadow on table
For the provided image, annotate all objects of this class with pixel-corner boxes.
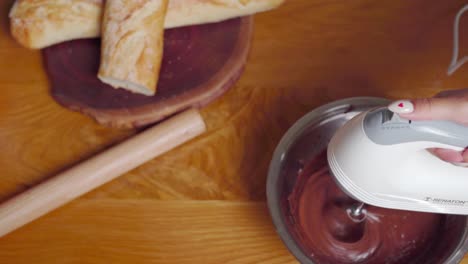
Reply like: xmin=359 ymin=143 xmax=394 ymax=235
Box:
xmin=0 ymin=1 xmax=16 ymax=44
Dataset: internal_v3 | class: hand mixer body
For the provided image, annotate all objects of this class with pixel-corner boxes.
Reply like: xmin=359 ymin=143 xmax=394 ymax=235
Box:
xmin=328 ymin=107 xmax=468 ymax=214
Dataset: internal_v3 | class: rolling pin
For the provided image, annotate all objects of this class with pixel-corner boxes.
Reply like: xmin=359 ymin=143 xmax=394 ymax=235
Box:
xmin=0 ymin=109 xmax=206 ymax=237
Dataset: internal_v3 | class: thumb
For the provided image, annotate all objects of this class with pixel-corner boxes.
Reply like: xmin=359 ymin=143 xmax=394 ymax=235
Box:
xmin=388 ymin=98 xmax=467 ymax=124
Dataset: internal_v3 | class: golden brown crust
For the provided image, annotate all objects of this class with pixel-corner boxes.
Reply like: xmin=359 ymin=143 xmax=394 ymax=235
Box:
xmin=9 ymin=0 xmax=284 ymax=49
xmin=97 ymin=0 xmax=168 ymax=96
xmin=9 ymin=0 xmax=103 ymax=49
xmin=165 ymin=0 xmax=284 ymax=28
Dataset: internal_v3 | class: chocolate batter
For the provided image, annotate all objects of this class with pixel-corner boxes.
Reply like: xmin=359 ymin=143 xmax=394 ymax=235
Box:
xmin=287 ymin=151 xmax=447 ymax=264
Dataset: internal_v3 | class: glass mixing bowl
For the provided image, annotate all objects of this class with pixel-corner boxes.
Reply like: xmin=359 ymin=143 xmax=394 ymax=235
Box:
xmin=267 ymin=97 xmax=468 ymax=264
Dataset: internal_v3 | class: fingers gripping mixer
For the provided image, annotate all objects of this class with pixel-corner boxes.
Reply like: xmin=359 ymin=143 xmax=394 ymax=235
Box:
xmin=328 ymin=107 xmax=468 ymax=215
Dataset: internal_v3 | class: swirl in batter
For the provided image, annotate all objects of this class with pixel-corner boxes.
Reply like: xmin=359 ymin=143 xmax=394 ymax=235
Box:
xmin=287 ymin=151 xmax=444 ymax=264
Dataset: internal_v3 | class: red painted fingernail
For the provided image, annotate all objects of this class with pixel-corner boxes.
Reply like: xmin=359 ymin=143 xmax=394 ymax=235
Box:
xmin=388 ymin=100 xmax=414 ymax=114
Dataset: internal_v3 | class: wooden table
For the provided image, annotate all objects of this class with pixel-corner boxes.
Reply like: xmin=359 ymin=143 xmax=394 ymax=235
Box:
xmin=1 ymin=0 xmax=468 ymax=263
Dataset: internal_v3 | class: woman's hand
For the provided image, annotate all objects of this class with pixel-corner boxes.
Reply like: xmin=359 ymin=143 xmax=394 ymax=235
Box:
xmin=388 ymin=88 xmax=468 ymax=163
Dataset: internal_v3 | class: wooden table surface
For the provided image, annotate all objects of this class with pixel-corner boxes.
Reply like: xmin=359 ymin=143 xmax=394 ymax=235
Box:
xmin=1 ymin=0 xmax=468 ymax=263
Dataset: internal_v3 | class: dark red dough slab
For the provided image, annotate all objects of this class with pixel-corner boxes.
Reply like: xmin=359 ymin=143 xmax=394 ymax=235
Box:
xmin=42 ymin=17 xmax=253 ymax=128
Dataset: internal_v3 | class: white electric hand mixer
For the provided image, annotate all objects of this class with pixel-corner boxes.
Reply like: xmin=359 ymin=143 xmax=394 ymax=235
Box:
xmin=328 ymin=106 xmax=468 ymax=215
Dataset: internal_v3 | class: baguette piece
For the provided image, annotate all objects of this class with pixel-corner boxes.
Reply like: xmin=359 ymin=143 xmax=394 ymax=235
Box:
xmin=98 ymin=0 xmax=168 ymax=96
xmin=9 ymin=0 xmax=285 ymax=49
xmin=9 ymin=0 xmax=103 ymax=49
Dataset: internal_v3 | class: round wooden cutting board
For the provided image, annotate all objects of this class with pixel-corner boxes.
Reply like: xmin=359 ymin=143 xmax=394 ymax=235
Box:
xmin=43 ymin=17 xmax=253 ymax=128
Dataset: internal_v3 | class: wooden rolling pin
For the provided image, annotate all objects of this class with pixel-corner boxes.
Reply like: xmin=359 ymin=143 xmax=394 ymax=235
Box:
xmin=0 ymin=109 xmax=206 ymax=237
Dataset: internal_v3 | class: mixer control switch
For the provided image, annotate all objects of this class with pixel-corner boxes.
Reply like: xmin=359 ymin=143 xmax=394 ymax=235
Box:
xmin=381 ymin=110 xmax=410 ymax=125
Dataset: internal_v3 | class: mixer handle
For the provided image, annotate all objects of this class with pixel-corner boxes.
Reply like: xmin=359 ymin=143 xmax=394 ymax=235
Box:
xmin=363 ymin=108 xmax=468 ymax=151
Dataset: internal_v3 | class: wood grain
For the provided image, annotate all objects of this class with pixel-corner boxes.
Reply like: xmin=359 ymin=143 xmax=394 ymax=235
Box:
xmin=0 ymin=109 xmax=205 ymax=237
xmin=0 ymin=200 xmax=297 ymax=264
xmin=2 ymin=0 xmax=468 ymax=262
